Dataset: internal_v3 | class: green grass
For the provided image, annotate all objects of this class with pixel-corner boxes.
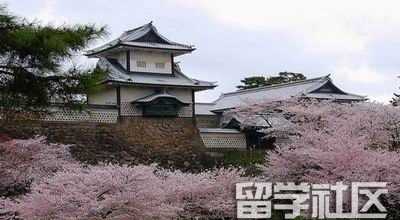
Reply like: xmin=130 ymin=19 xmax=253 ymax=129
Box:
xmin=205 ymin=149 xmax=266 ymax=176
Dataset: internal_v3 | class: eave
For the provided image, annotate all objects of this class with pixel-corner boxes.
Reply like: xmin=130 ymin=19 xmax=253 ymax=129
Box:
xmin=104 ymin=79 xmax=217 ymax=91
xmin=85 ymin=43 xmax=195 ymax=57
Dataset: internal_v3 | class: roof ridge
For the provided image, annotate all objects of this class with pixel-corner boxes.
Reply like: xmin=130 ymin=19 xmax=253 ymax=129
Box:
xmin=145 ymin=23 xmax=194 ymax=48
xmin=123 ymin=22 xmax=151 ymax=35
xmin=223 ymin=75 xmax=330 ymax=97
xmin=121 ymin=22 xmax=193 ymax=48
xmin=86 ymin=22 xmax=194 ymax=56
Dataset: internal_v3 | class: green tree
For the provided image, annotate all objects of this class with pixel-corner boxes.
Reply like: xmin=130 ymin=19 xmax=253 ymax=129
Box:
xmin=237 ymin=76 xmax=267 ymax=90
xmin=237 ymin=72 xmax=307 ymax=90
xmin=0 ymin=5 xmax=107 ymax=118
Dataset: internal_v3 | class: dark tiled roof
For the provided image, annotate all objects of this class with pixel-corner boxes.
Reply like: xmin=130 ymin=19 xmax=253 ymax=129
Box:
xmin=133 ymin=92 xmax=189 ymax=105
xmin=86 ymin=22 xmax=194 ymax=56
xmin=211 ymin=76 xmax=367 ymax=111
xmin=97 ymin=58 xmax=216 ymax=90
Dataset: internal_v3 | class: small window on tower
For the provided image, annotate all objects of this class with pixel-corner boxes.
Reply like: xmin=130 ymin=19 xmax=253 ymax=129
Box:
xmin=155 ymin=62 xmax=165 ymax=69
xmin=137 ymin=61 xmax=146 ymax=68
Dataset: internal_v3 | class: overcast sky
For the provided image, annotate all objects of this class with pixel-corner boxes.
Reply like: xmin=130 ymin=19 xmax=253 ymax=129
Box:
xmin=5 ymin=0 xmax=400 ymax=103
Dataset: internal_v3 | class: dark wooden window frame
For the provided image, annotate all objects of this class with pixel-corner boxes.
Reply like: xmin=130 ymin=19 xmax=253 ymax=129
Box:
xmin=139 ymin=97 xmax=188 ymax=117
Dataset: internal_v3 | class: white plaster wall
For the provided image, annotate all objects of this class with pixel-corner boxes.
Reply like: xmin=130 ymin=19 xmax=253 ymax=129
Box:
xmin=120 ymin=86 xmax=155 ymax=102
xmin=88 ymin=86 xmax=193 ymax=106
xmin=129 ymin=50 xmax=172 ymax=74
xmin=168 ymin=88 xmax=193 ymax=103
xmin=88 ymin=86 xmax=117 ymax=105
xmin=120 ymin=87 xmax=192 ymax=103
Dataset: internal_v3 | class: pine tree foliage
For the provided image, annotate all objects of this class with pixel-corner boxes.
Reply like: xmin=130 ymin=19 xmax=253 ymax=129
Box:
xmin=0 ymin=5 xmax=107 ymax=116
xmin=237 ymin=72 xmax=307 ymax=90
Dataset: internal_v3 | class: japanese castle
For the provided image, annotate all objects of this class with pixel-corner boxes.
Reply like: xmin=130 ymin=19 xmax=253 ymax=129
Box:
xmin=85 ymin=22 xmax=366 ymax=150
xmin=86 ymin=22 xmax=216 ymax=118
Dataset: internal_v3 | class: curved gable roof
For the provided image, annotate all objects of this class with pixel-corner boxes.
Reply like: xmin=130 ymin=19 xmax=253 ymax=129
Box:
xmin=86 ymin=22 xmax=194 ymax=56
xmin=211 ymin=75 xmax=366 ymax=112
xmin=133 ymin=92 xmax=189 ymax=105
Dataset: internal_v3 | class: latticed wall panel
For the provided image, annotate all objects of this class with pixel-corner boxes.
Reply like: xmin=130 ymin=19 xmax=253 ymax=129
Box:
xmin=120 ymin=102 xmax=142 ymax=116
xmin=26 ymin=101 xmax=193 ymax=124
xmin=43 ymin=109 xmax=118 ymax=123
xmin=200 ymin=132 xmax=247 ymax=149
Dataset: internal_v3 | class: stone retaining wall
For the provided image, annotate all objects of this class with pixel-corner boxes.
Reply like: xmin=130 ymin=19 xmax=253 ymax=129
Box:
xmin=0 ymin=117 xmax=209 ymax=169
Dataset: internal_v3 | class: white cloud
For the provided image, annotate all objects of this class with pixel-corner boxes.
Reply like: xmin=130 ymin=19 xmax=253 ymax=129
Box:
xmin=173 ymin=0 xmax=400 ymax=103
xmin=333 ymin=65 xmax=387 ymax=84
xmin=331 ymin=65 xmax=397 ymax=104
xmin=174 ymin=0 xmax=400 ymax=56
xmin=35 ymin=0 xmax=67 ymax=25
xmin=6 ymin=0 xmax=397 ymax=103
xmin=369 ymin=93 xmax=393 ymax=104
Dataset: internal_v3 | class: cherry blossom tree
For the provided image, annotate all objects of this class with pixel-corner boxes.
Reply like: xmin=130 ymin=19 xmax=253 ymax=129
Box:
xmin=3 ymin=165 xmax=179 ymax=219
xmin=1 ymin=165 xmax=244 ymax=220
xmin=3 ymin=99 xmax=400 ymax=219
xmin=0 ymin=136 xmax=245 ymax=219
xmin=0 ymin=137 xmax=78 ymax=197
xmin=257 ymin=99 xmax=400 ymax=207
xmin=164 ymin=167 xmax=244 ymax=219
